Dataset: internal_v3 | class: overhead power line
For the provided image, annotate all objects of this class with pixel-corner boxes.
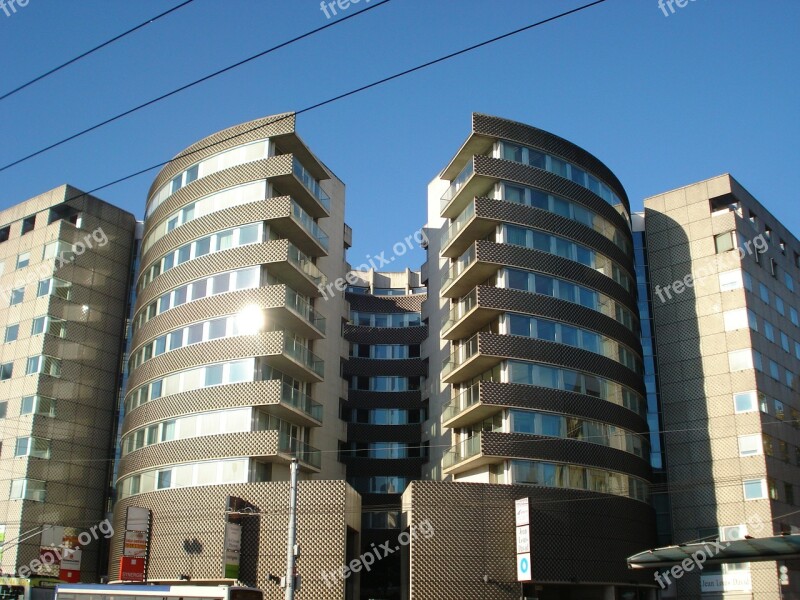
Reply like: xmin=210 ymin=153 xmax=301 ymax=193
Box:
xmin=0 ymin=0 xmax=395 ymax=174
xmin=52 ymin=0 xmax=609 ymax=206
xmin=0 ymin=0 xmax=199 ymax=102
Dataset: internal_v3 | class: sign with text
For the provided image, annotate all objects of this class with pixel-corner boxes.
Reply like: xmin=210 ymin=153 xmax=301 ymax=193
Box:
xmin=516 ymin=525 xmax=530 ymax=554
xmin=119 ymin=556 xmax=146 ymax=582
xmin=223 ymin=522 xmax=242 ymax=579
xmin=514 ymin=497 xmax=532 ymax=582
xmin=515 ymin=497 xmax=529 ymax=527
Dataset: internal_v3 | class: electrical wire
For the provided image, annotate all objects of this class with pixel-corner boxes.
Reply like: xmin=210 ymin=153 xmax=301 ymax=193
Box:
xmin=0 ymin=0 xmax=199 ymax=102
xmin=0 ymin=0 xmax=395 ymax=174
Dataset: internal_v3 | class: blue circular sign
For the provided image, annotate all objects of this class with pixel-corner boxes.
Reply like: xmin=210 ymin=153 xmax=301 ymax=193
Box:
xmin=520 ymin=558 xmax=529 ymax=573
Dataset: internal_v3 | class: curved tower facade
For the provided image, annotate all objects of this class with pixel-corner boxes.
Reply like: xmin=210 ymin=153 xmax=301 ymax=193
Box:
xmin=406 ymin=114 xmax=656 ymax=598
xmin=110 ymin=114 xmax=359 ymax=596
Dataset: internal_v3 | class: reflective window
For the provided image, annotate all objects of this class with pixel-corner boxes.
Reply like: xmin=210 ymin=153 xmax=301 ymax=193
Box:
xmin=502 ymin=224 xmax=632 ymax=291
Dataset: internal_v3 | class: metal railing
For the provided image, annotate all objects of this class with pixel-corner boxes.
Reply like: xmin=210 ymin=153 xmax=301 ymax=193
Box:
xmin=292 ymin=157 xmax=331 ymax=212
xmin=443 ymin=432 xmax=482 ymax=469
xmin=442 ymin=383 xmax=481 ymax=422
xmin=441 ymin=333 xmax=479 ymax=377
xmin=279 ymin=433 xmax=321 ymax=468
xmin=290 ymin=199 xmax=329 ymax=251
xmin=441 ymin=199 xmax=475 ymax=249
xmin=279 ymin=382 xmax=323 ymax=422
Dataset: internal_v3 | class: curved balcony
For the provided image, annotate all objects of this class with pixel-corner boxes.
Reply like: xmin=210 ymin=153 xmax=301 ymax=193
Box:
xmin=268 ymin=154 xmax=330 ymax=218
xmin=265 ymin=196 xmax=329 ymax=256
xmin=262 ymin=379 xmax=323 ymax=428
xmin=265 ymin=239 xmax=327 ymax=297
xmin=440 ymin=158 xmax=494 ymax=219
xmin=265 ymin=284 xmax=326 ymax=339
xmin=442 ymin=382 xmax=502 ymax=429
xmin=442 ymin=332 xmax=503 ymax=384
xmin=262 ymin=331 xmax=324 ymax=382
xmin=278 ymin=432 xmax=321 ymax=470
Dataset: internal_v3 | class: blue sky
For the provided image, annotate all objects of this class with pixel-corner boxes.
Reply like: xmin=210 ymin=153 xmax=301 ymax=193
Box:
xmin=0 ymin=0 xmax=797 ymax=271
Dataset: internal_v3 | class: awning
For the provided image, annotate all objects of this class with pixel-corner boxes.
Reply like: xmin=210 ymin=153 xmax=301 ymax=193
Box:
xmin=628 ymin=535 xmax=800 ymax=569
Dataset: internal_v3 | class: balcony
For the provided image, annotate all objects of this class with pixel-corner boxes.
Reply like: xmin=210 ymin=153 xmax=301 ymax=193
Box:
xmin=440 ymin=198 xmax=501 ymax=258
xmin=441 ymin=242 xmax=501 ymax=298
xmin=442 ymin=432 xmax=498 ymax=475
xmin=256 ymin=379 xmax=324 ymax=428
xmin=266 ymin=196 xmax=329 ymax=256
xmin=441 ymin=332 xmax=504 ymax=384
xmin=439 ymin=158 xmax=495 ymax=220
xmin=268 ymin=154 xmax=330 ymax=218
xmin=265 ymin=284 xmax=326 ymax=339
xmin=441 ymin=381 xmax=506 ymax=429
xmin=278 ymin=432 xmax=321 ymax=470
xmin=262 ymin=331 xmax=324 ymax=382
xmin=265 ymin=239 xmax=327 ymax=297
xmin=441 ymin=286 xmax=502 ymax=340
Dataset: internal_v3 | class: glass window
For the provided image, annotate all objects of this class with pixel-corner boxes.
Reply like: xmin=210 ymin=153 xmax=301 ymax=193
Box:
xmin=728 ymin=349 xmax=754 ymax=372
xmin=195 ymin=236 xmax=211 ymax=258
xmin=16 ymin=252 xmax=30 ymax=269
xmin=550 ymin=156 xmax=568 ymax=178
xmin=527 ymin=149 xmax=546 ymax=169
xmin=738 ymin=434 xmax=762 ymax=456
xmin=502 ymin=143 xmax=523 ymax=163
xmin=769 ymin=360 xmax=780 ymax=380
xmin=157 ymin=469 xmax=172 ymax=489
xmin=208 ymin=318 xmax=227 ymax=340
xmin=759 ymin=283 xmax=770 ymax=304
xmin=4 ymin=324 xmax=19 ymax=343
xmin=552 ymin=197 xmax=571 ymax=218
xmin=187 ymin=323 xmax=204 ymax=345
xmin=734 ymin=391 xmax=757 ymax=413
xmin=213 ymin=272 xmax=231 ymax=294
xmin=228 ymin=360 xmax=252 ymax=383
xmin=218 ymin=230 xmax=234 ymax=251
xmin=504 ymin=184 xmax=525 ymax=203
xmin=0 ymin=362 xmax=13 ymax=380
xmin=205 ymin=364 xmax=224 ymax=386
xmin=10 ymin=287 xmax=24 ymax=305
xmin=236 ymin=267 xmax=259 ymax=290
xmin=743 ymin=479 xmax=766 ymax=500
xmin=30 ymin=317 xmax=45 ymax=336
xmin=714 ymin=232 xmax=735 ymax=253
xmin=535 ymin=275 xmax=554 ymax=296
xmin=765 ymin=321 xmax=775 ymax=342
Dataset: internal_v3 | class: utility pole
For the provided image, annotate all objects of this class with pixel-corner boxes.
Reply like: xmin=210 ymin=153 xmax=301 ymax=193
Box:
xmin=284 ymin=458 xmax=299 ymax=600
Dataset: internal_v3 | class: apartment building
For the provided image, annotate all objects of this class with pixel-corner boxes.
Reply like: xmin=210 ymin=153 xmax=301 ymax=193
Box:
xmin=108 ymin=113 xmax=361 ymax=599
xmin=0 ymin=185 xmax=136 ymax=581
xmin=643 ymin=174 xmax=800 ymax=598
xmin=404 ymin=114 xmax=657 ymax=599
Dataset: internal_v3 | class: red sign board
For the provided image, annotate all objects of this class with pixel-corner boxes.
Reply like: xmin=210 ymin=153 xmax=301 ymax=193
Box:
xmin=60 ymin=569 xmax=80 ymax=583
xmin=118 ymin=556 xmax=146 ymax=582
